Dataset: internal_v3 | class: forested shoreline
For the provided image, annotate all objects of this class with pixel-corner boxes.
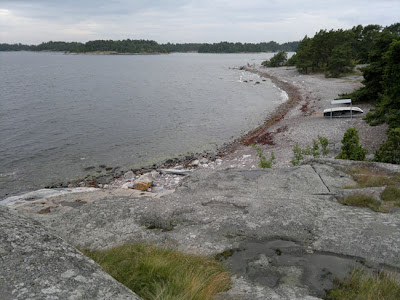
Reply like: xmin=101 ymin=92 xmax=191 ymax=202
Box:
xmin=0 ymin=40 xmax=298 ymax=53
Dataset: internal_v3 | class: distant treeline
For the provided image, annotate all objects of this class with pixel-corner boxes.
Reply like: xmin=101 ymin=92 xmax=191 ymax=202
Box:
xmin=0 ymin=39 xmax=298 ymax=53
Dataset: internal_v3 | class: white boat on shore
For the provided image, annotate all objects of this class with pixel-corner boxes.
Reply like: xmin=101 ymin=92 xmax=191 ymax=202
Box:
xmin=323 ymin=106 xmax=364 ymax=118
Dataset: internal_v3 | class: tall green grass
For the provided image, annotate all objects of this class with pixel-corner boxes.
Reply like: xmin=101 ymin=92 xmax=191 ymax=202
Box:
xmin=326 ymin=268 xmax=400 ymax=300
xmin=81 ymin=244 xmax=231 ymax=300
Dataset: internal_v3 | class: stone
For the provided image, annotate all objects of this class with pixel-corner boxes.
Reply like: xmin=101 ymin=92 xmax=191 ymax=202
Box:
xmin=191 ymin=159 xmax=200 ymax=166
xmin=124 ymin=171 xmax=134 ymax=180
xmin=200 ymin=158 xmax=209 ymax=164
xmin=160 ymin=169 xmax=192 ymax=176
xmin=151 ymin=170 xmax=160 ymax=179
xmin=121 ymin=182 xmax=134 ymax=189
xmin=133 ymin=173 xmax=153 ymax=191
xmin=0 ymin=206 xmax=140 ymax=299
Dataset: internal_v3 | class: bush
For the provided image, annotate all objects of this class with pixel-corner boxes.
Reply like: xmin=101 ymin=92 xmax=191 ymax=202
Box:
xmin=318 ymin=135 xmax=329 ymax=156
xmin=290 ymin=136 xmax=330 ymax=165
xmin=285 ymin=53 xmax=297 ymax=66
xmin=312 ymin=139 xmax=320 ymax=158
xmin=82 ymin=244 xmax=231 ymax=300
xmin=261 ymin=51 xmax=287 ymax=67
xmin=374 ymin=128 xmax=400 ymax=164
xmin=254 ymin=145 xmax=275 ymax=168
xmin=291 ymin=143 xmax=304 ymax=166
xmin=336 ymin=128 xmax=366 ymax=161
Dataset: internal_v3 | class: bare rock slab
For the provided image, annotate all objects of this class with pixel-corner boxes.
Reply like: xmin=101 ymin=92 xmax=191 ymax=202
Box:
xmin=5 ymin=162 xmax=400 ymax=299
xmin=0 ymin=206 xmax=140 ymax=300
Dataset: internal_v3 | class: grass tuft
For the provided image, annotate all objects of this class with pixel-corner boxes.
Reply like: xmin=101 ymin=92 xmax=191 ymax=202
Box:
xmin=326 ymin=268 xmax=400 ymax=300
xmin=339 ymin=194 xmax=385 ymax=212
xmin=381 ymin=185 xmax=400 ymax=205
xmin=81 ymin=244 xmax=231 ymax=300
xmin=344 ymin=168 xmax=400 ymax=189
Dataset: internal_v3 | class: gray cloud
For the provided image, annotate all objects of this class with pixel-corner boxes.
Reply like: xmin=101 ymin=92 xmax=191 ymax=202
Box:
xmin=0 ymin=0 xmax=399 ymax=44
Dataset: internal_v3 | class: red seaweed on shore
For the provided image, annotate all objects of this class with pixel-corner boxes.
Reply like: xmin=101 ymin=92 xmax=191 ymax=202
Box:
xmin=241 ymin=67 xmax=302 ymax=146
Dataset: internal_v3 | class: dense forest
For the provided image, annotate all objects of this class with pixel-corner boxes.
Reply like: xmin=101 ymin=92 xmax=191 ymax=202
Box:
xmin=0 ymin=40 xmax=298 ymax=53
xmin=285 ymin=23 xmax=400 ymax=78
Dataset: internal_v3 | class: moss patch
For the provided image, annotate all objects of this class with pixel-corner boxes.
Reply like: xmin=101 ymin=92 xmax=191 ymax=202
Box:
xmin=81 ymin=244 xmax=231 ymax=300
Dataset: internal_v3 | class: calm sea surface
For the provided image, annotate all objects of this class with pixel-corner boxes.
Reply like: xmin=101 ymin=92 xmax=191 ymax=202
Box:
xmin=0 ymin=51 xmax=285 ymax=198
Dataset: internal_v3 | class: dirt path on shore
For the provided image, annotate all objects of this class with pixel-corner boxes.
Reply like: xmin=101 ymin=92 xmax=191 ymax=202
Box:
xmin=216 ymin=66 xmax=388 ymax=169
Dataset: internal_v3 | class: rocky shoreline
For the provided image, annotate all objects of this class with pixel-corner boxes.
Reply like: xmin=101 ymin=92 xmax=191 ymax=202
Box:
xmin=38 ymin=65 xmax=387 ymax=199
xmin=1 ymin=66 xmax=399 ymax=300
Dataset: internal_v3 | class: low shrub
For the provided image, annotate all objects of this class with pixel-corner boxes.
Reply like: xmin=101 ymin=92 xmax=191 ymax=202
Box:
xmin=336 ymin=128 xmax=366 ymax=161
xmin=374 ymin=128 xmax=400 ymax=164
xmin=81 ymin=244 xmax=231 ymax=300
xmin=254 ymin=145 xmax=275 ymax=168
xmin=381 ymin=185 xmax=400 ymax=205
xmin=290 ymin=136 xmax=330 ymax=166
xmin=261 ymin=51 xmax=287 ymax=67
xmin=291 ymin=143 xmax=304 ymax=166
xmin=326 ymin=268 xmax=400 ymax=300
xmin=318 ymin=135 xmax=329 ymax=156
xmin=339 ymin=194 xmax=385 ymax=212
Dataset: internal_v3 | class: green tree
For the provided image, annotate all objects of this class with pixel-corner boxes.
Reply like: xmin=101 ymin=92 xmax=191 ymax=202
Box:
xmin=346 ymin=24 xmax=400 ymax=103
xmin=326 ymin=45 xmax=355 ymax=77
xmin=374 ymin=128 xmax=400 ymax=164
xmin=336 ymin=128 xmax=366 ymax=161
xmin=295 ymin=36 xmax=314 ymax=73
xmin=365 ymin=39 xmax=400 ymax=127
xmin=261 ymin=51 xmax=287 ymax=67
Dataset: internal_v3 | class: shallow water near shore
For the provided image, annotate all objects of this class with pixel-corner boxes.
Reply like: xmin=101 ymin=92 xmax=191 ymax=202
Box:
xmin=0 ymin=52 xmax=285 ymax=199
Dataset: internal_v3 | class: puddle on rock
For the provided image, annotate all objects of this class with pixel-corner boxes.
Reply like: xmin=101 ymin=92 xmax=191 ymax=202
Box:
xmin=225 ymin=239 xmax=367 ymax=298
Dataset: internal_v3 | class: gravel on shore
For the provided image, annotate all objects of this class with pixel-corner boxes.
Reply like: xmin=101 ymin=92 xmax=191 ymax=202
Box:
xmin=215 ymin=66 xmax=388 ymax=169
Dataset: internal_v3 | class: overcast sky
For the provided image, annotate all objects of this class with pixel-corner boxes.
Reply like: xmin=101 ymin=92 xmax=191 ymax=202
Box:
xmin=0 ymin=0 xmax=399 ymax=44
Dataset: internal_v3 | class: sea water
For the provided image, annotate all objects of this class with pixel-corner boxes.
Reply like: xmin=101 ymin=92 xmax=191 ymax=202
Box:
xmin=0 ymin=51 xmax=285 ymax=198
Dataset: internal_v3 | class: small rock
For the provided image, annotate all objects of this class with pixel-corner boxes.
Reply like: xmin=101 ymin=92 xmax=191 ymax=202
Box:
xmin=216 ymin=159 xmax=223 ymax=164
xmin=133 ymin=173 xmax=153 ymax=191
xmin=151 ymin=170 xmax=160 ymax=179
xmin=200 ymin=158 xmax=209 ymax=164
xmin=121 ymin=182 xmax=133 ymax=189
xmin=191 ymin=159 xmax=200 ymax=166
xmin=160 ymin=169 xmax=192 ymax=176
xmin=124 ymin=171 xmax=134 ymax=180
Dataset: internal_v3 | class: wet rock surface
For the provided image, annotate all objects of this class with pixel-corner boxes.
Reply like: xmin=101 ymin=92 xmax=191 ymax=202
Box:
xmin=3 ymin=160 xmax=400 ymax=299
